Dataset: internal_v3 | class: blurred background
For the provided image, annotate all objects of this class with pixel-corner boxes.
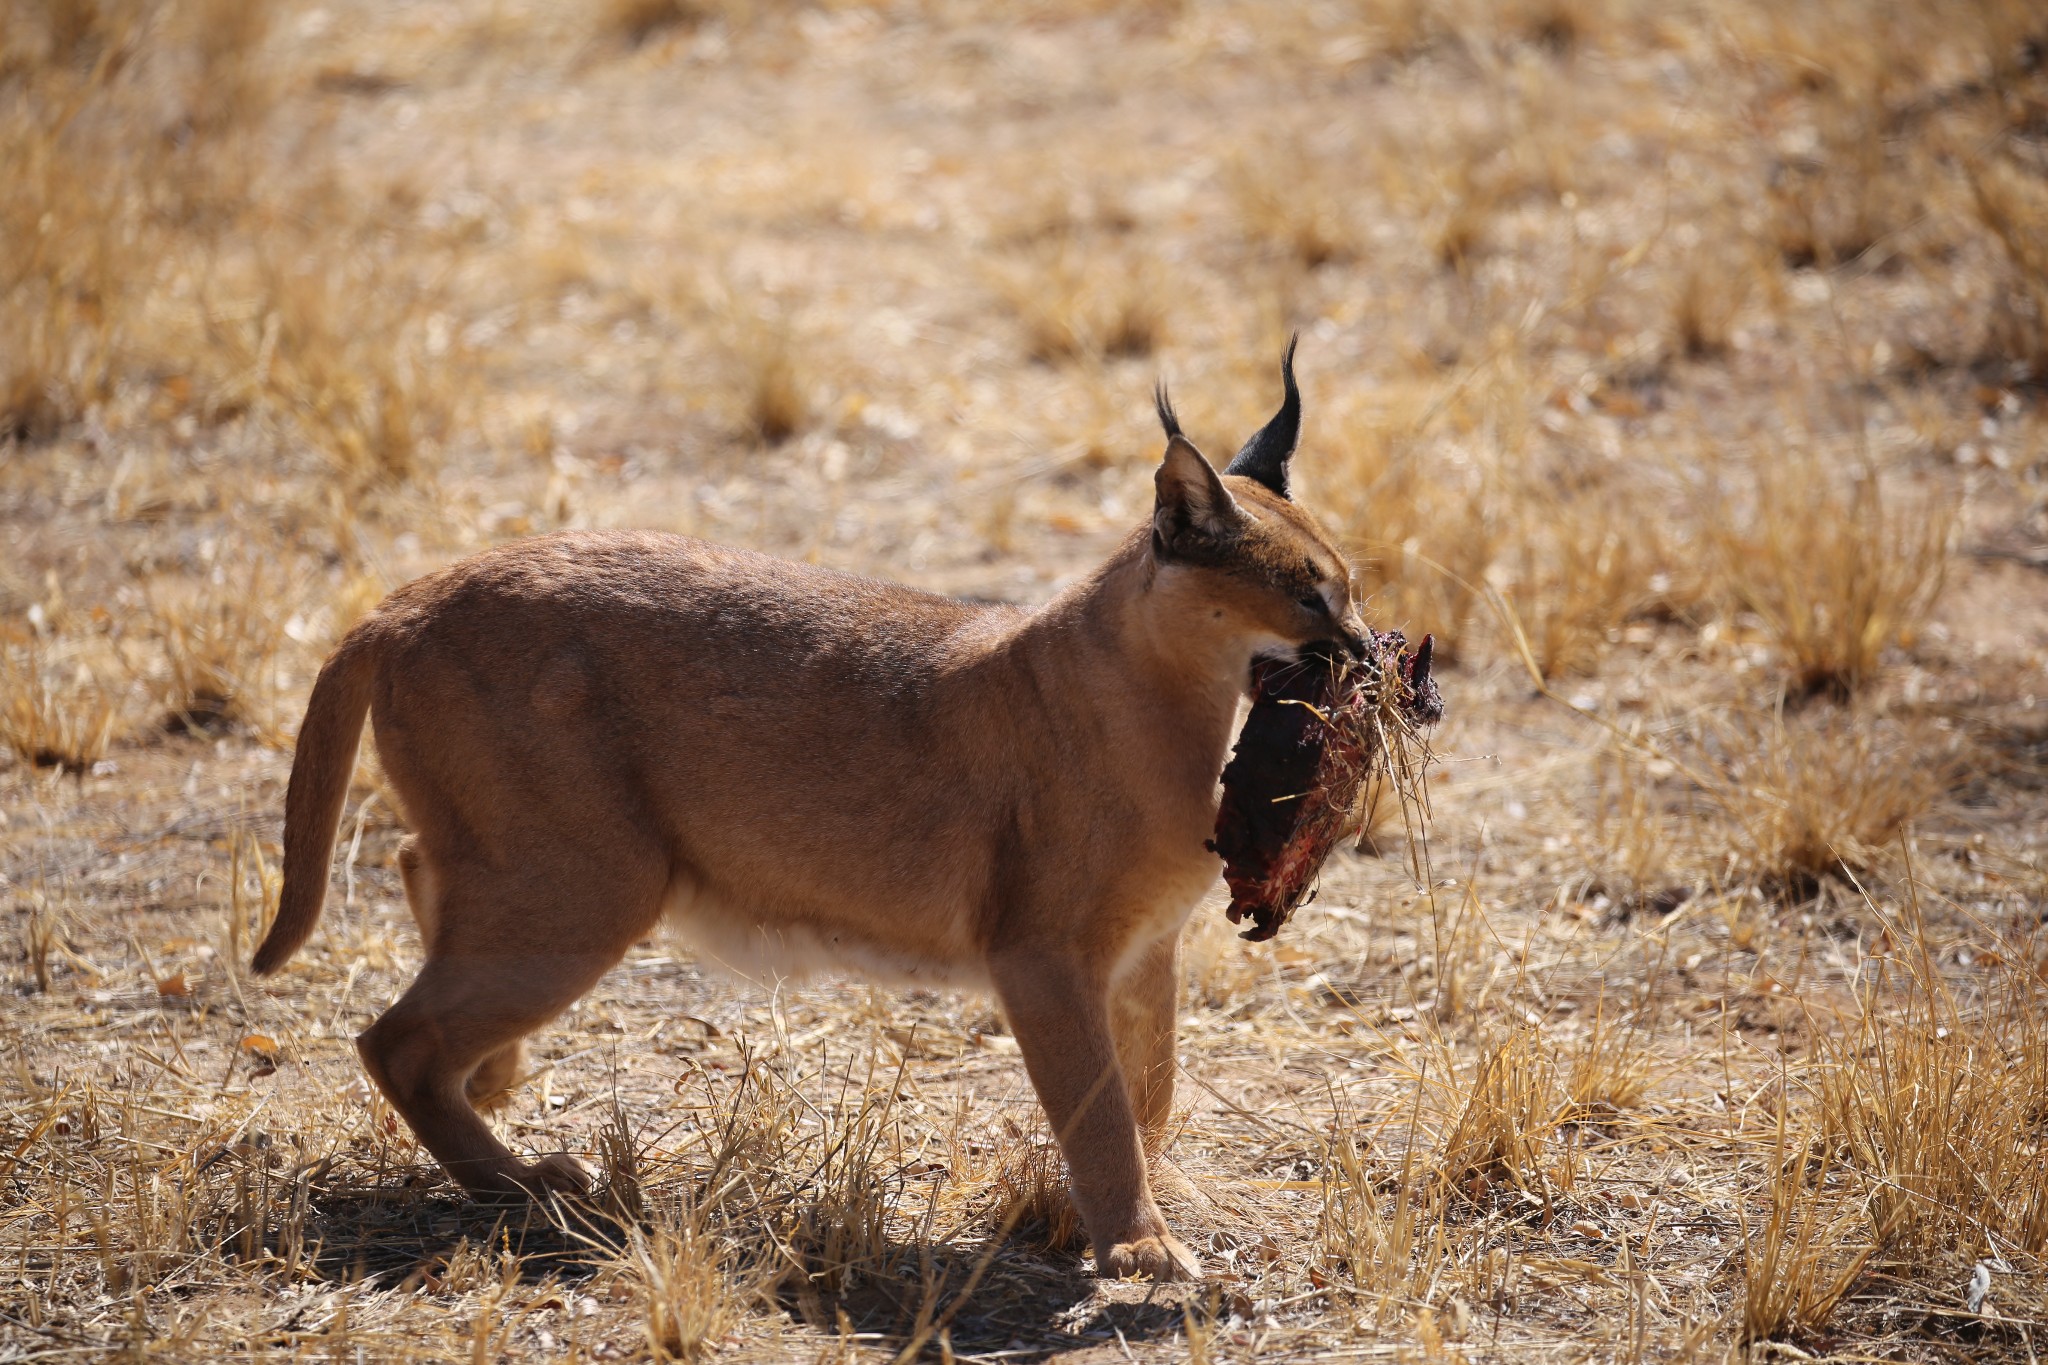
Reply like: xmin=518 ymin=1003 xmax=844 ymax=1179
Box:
xmin=5 ymin=0 xmax=2048 ymax=1358
xmin=3 ymin=0 xmax=2043 ymax=688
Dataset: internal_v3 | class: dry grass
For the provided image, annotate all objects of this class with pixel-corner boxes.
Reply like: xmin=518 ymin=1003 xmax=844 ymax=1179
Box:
xmin=1580 ymin=743 xmax=1683 ymax=908
xmin=618 ymin=1209 xmax=751 ymax=1361
xmin=995 ymin=243 xmax=1167 ymax=365
xmin=1230 ymin=142 xmax=1358 ymax=270
xmin=1315 ymin=1086 xmax=1451 ymax=1310
xmin=0 ymin=0 xmax=277 ymax=443
xmin=1668 ymin=234 xmax=1756 ymax=360
xmin=724 ymin=307 xmax=810 ymax=446
xmin=1705 ymin=712 xmax=1945 ymax=894
xmin=1737 ymin=1112 xmax=1872 ymax=1347
xmin=6 ymin=0 xmax=2048 ymax=1359
xmin=0 ymin=635 xmax=125 ymax=773
xmin=1437 ymin=1026 xmax=1570 ymax=1201
xmin=1500 ymin=486 xmax=1667 ymax=680
xmin=145 ymin=549 xmax=292 ymax=734
xmin=1819 ymin=887 xmax=2048 ymax=1261
xmin=1562 ymin=998 xmax=1650 ymax=1119
xmin=1310 ymin=396 xmax=1502 ymax=663
xmin=602 ymin=0 xmax=719 ymax=49
xmin=227 ymin=233 xmax=463 ymax=491
xmin=1968 ymin=156 xmax=2048 ymax=375
xmin=1707 ymin=450 xmax=1953 ymax=699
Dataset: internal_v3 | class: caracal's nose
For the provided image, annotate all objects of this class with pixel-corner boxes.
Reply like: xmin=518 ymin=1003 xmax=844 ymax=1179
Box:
xmin=1335 ymin=618 xmax=1369 ymax=660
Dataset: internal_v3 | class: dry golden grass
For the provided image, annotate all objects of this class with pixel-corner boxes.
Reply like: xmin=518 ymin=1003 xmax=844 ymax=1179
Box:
xmin=5 ymin=0 xmax=2048 ymax=1359
xmin=1309 ymin=395 xmax=1502 ymax=663
xmin=1561 ymin=998 xmax=1650 ymax=1118
xmin=0 ymin=635 xmax=125 ymax=773
xmin=1230 ymin=142 xmax=1358 ymax=270
xmin=617 ymin=1200 xmax=755 ymax=1360
xmin=1737 ymin=1112 xmax=1872 ymax=1346
xmin=1315 ymin=1087 xmax=1451 ymax=1310
xmin=1968 ymin=156 xmax=2048 ymax=374
xmin=995 ymin=242 xmax=1167 ymax=366
xmin=1705 ymin=712 xmax=1945 ymax=894
xmin=601 ymin=0 xmax=717 ymax=49
xmin=1437 ymin=1026 xmax=1569 ymax=1200
xmin=0 ymin=0 xmax=278 ymax=439
xmin=1667 ymin=234 xmax=1757 ymax=361
xmin=1707 ymin=450 xmax=1953 ymax=699
xmin=721 ymin=306 xmax=810 ymax=446
xmin=1579 ymin=743 xmax=1683 ymax=908
xmin=145 ymin=549 xmax=292 ymax=734
xmin=1500 ymin=486 xmax=1668 ymax=680
xmin=1819 ymin=886 xmax=2048 ymax=1262
xmin=227 ymin=234 xmax=463 ymax=491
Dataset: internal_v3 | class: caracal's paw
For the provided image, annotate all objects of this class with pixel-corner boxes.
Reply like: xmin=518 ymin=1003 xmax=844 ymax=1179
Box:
xmin=468 ymin=1153 xmax=593 ymax=1203
xmin=519 ymin=1153 xmax=593 ymax=1199
xmin=1100 ymin=1232 xmax=1202 ymax=1282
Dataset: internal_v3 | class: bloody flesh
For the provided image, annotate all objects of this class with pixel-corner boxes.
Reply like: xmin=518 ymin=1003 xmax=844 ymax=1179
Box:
xmin=1208 ymin=632 xmax=1444 ymax=941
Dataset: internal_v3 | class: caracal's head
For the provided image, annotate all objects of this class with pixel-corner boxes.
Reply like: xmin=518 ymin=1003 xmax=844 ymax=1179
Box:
xmin=1148 ymin=337 xmax=1367 ymax=668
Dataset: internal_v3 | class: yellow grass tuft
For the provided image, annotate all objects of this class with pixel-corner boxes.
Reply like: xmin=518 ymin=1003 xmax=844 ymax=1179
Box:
xmin=1562 ymin=998 xmax=1650 ymax=1119
xmin=1438 ymin=1026 xmax=1569 ymax=1200
xmin=987 ymin=1138 xmax=1087 ymax=1255
xmin=1819 ymin=886 xmax=2048 ymax=1260
xmin=726 ymin=308 xmax=810 ymax=446
xmin=213 ymin=228 xmax=464 ymax=491
xmin=1668 ymin=234 xmax=1757 ymax=360
xmin=601 ymin=0 xmax=723 ymax=48
xmin=1499 ymin=485 xmax=1669 ymax=680
xmin=1737 ymin=1112 xmax=1872 ymax=1347
xmin=1316 ymin=1087 xmax=1451 ymax=1309
xmin=0 ymin=0 xmax=278 ymax=443
xmin=1310 ymin=393 xmax=1502 ymax=664
xmin=995 ymin=243 xmax=1167 ymax=366
xmin=0 ymin=634 xmax=125 ymax=774
xmin=1966 ymin=155 xmax=2048 ymax=374
xmin=621 ymin=1211 xmax=749 ymax=1362
xmin=1581 ymin=743 xmax=1681 ymax=908
xmin=1229 ymin=143 xmax=1358 ymax=270
xmin=145 ymin=552 xmax=291 ymax=734
xmin=1707 ymin=713 xmax=1944 ymax=896
xmin=1707 ymin=452 xmax=1952 ymax=699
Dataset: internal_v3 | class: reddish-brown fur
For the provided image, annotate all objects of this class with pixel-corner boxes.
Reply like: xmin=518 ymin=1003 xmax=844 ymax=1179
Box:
xmin=255 ymin=373 xmax=1363 ymax=1280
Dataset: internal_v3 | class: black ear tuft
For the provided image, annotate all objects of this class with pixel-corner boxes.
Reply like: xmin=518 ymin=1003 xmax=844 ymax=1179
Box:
xmin=1154 ymin=380 xmax=1184 ymax=443
xmin=1224 ymin=333 xmax=1301 ymax=498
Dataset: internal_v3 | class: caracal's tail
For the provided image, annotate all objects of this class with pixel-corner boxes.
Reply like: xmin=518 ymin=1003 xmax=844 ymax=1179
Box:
xmin=251 ymin=629 xmax=378 ymax=975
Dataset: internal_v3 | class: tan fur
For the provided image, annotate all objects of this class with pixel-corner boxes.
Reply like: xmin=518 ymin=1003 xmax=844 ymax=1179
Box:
xmin=255 ymin=383 xmax=1364 ymax=1281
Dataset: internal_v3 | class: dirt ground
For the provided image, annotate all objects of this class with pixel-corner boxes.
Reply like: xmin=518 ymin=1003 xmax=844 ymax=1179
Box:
xmin=4 ymin=0 xmax=2048 ymax=1360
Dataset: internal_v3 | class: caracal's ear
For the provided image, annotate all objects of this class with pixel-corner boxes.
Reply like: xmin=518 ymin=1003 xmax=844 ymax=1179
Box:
xmin=1223 ymin=333 xmax=1301 ymax=499
xmin=1151 ymin=382 xmax=1242 ymax=556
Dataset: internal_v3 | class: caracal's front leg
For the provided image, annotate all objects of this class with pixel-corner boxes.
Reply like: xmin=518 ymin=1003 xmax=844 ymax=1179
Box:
xmin=990 ymin=947 xmax=1201 ymax=1281
xmin=1112 ymin=929 xmax=1217 ymax=1212
xmin=1112 ymin=931 xmax=1181 ymax=1154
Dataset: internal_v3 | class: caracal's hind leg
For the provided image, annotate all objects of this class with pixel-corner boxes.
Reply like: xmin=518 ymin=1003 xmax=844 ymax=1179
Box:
xmin=395 ymin=839 xmax=527 ymax=1111
xmin=395 ymin=836 xmax=440 ymax=946
xmin=356 ymin=854 xmax=664 ymax=1200
xmin=465 ymin=1040 xmax=528 ymax=1111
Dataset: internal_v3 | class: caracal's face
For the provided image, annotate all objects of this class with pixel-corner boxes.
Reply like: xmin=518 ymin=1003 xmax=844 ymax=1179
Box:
xmin=1212 ymin=474 xmax=1368 ymax=665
